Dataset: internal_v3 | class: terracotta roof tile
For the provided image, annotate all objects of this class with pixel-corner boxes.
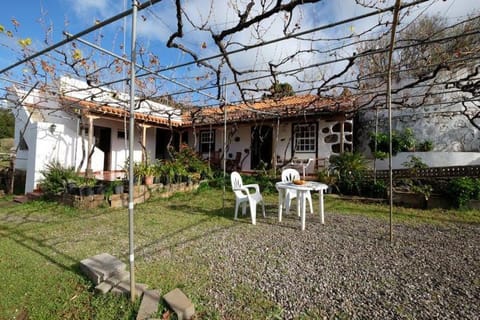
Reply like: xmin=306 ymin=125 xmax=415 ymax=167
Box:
xmin=52 ymin=94 xmax=354 ymax=128
xmin=60 ymin=96 xmax=183 ymax=127
xmin=181 ymin=94 xmax=356 ymax=125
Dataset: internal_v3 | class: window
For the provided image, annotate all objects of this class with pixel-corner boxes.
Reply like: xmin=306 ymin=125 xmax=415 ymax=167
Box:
xmin=293 ymin=123 xmax=316 ymax=152
xmin=199 ymin=130 xmax=215 ymax=153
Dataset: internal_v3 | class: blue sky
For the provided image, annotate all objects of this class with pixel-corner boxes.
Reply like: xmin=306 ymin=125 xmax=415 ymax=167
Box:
xmin=1 ymin=0 xmax=479 ymax=103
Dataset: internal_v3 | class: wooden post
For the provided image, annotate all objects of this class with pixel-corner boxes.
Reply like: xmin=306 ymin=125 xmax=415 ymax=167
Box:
xmin=140 ymin=124 xmax=151 ymax=162
xmin=86 ymin=115 xmax=99 ymax=177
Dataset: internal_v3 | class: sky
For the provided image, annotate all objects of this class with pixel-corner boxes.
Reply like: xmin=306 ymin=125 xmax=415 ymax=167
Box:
xmin=0 ymin=0 xmax=479 ymax=104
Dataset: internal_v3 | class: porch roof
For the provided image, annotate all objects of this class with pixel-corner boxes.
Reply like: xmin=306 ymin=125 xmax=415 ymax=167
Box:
xmin=60 ymin=96 xmax=183 ymax=127
xmin=181 ymin=94 xmax=356 ymax=126
xmin=56 ymin=94 xmax=355 ymax=128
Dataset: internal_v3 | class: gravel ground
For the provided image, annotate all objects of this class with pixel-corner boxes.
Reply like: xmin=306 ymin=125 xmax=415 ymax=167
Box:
xmin=178 ymin=211 xmax=480 ymax=319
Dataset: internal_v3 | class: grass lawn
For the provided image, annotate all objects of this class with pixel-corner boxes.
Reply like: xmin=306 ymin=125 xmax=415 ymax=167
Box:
xmin=0 ymin=186 xmax=479 ymax=319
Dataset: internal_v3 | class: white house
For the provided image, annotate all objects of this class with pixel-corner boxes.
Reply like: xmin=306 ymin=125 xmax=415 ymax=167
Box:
xmin=8 ymin=77 xmax=356 ymax=193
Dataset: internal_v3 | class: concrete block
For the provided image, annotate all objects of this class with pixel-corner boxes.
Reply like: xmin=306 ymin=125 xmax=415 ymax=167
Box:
xmin=111 ymin=280 xmax=148 ymax=298
xmin=163 ymin=288 xmax=195 ymax=320
xmin=79 ymin=253 xmax=126 ymax=285
xmin=136 ymin=289 xmax=160 ymax=320
xmin=94 ymin=270 xmax=130 ymax=294
xmin=95 ymin=281 xmax=113 ymax=294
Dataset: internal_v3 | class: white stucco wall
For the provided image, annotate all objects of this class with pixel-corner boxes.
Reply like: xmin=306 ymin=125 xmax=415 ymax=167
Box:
xmin=189 ymin=117 xmax=353 ymax=174
xmin=373 ymin=152 xmax=480 ymax=170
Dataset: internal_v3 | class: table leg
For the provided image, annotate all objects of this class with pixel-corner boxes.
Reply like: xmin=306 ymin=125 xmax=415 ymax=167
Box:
xmin=299 ymin=190 xmax=306 ymax=231
xmin=278 ymin=189 xmax=284 ymax=222
xmin=319 ymin=189 xmax=324 ymax=224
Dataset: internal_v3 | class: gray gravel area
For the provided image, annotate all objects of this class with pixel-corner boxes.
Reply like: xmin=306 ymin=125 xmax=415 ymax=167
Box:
xmin=182 ymin=212 xmax=480 ymax=319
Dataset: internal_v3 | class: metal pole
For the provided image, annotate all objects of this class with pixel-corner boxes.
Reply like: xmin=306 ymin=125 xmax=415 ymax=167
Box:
xmin=222 ymin=78 xmax=227 ymax=215
xmin=387 ymin=0 xmax=401 ymax=243
xmin=128 ymin=0 xmax=138 ymax=302
xmin=374 ymin=105 xmax=378 ymax=184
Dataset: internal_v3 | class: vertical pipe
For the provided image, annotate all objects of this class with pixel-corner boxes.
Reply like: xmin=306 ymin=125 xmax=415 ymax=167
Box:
xmin=387 ymin=0 xmax=402 ymax=243
xmin=374 ymin=106 xmax=378 ymax=184
xmin=223 ymin=78 xmax=227 ymax=214
xmin=128 ymin=0 xmax=137 ymax=302
xmin=274 ymin=117 xmax=280 ymax=177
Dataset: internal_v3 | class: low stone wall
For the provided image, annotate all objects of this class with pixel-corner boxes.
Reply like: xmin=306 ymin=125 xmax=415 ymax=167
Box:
xmin=59 ymin=182 xmax=200 ymax=209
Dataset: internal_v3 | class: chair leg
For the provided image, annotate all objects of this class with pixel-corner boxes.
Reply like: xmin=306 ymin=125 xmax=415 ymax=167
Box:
xmin=261 ymin=200 xmax=265 ymax=218
xmin=242 ymin=203 xmax=247 ymax=216
xmin=249 ymin=200 xmax=256 ymax=225
xmin=285 ymin=196 xmax=291 ymax=215
xmin=234 ymin=201 xmax=240 ymax=220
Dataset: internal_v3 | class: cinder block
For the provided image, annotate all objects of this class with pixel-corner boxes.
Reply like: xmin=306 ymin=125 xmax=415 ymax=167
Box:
xmin=136 ymin=289 xmax=160 ymax=320
xmin=95 ymin=281 xmax=113 ymax=294
xmin=94 ymin=270 xmax=130 ymax=294
xmin=111 ymin=280 xmax=148 ymax=298
xmin=79 ymin=253 xmax=126 ymax=285
xmin=163 ymin=288 xmax=195 ymax=320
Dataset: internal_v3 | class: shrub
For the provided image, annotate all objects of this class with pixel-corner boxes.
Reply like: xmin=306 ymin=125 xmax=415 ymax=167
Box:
xmin=369 ymin=128 xmax=433 ymax=159
xmin=400 ymin=155 xmax=432 ymax=200
xmin=40 ymin=161 xmax=77 ymax=195
xmin=448 ymin=177 xmax=480 ymax=209
xmin=362 ymin=179 xmax=387 ymax=198
xmin=329 ymin=152 xmax=368 ymax=196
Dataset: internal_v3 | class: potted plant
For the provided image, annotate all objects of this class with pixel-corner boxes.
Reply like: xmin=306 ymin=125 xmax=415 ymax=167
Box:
xmin=142 ymin=163 xmax=157 ymax=186
xmin=79 ymin=178 xmax=96 ymax=196
xmin=112 ymin=179 xmax=124 ymax=194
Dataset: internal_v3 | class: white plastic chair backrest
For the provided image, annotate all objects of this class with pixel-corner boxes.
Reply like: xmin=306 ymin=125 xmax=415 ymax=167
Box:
xmin=282 ymin=168 xmax=300 ymax=183
xmin=231 ymin=171 xmax=243 ymax=190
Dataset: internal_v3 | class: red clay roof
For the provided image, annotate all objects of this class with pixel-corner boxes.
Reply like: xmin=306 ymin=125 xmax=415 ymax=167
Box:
xmin=60 ymin=96 xmax=183 ymax=127
xmin=55 ymin=94 xmax=355 ymax=127
xmin=181 ymin=94 xmax=356 ymax=126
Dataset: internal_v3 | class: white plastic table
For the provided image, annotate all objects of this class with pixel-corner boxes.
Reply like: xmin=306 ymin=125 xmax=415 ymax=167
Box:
xmin=275 ymin=181 xmax=328 ymax=231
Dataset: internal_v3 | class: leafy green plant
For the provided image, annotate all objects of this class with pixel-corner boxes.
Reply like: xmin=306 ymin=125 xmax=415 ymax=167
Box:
xmin=417 ymin=140 xmax=434 ymax=151
xmin=399 ymin=155 xmax=432 ymax=200
xmin=448 ymin=177 xmax=480 ymax=209
xmin=369 ymin=128 xmax=433 ymax=159
xmin=329 ymin=152 xmax=368 ymax=196
xmin=40 ymin=161 xmax=77 ymax=195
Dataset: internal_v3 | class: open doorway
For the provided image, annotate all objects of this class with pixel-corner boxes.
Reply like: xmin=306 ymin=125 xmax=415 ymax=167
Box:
xmin=94 ymin=126 xmax=111 ymax=171
xmin=250 ymin=125 xmax=272 ymax=170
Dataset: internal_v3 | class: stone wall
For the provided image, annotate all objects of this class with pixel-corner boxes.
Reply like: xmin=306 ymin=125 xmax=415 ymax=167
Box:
xmin=355 ymin=104 xmax=480 ymax=156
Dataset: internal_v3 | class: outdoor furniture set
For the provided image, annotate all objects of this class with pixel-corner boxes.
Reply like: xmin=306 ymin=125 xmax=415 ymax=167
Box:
xmin=230 ymin=169 xmax=328 ymax=230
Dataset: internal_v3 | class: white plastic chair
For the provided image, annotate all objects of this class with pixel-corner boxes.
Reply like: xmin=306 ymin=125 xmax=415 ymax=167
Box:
xmin=230 ymin=171 xmax=265 ymax=225
xmin=281 ymin=168 xmax=313 ymax=215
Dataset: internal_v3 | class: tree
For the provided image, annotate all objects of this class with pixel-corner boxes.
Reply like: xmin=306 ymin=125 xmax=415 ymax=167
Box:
xmin=0 ymin=108 xmax=14 ymax=139
xmin=262 ymin=82 xmax=295 ymax=99
xmin=354 ymin=12 xmax=480 ymax=153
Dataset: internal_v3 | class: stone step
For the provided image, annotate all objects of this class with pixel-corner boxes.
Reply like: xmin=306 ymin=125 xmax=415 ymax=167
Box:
xmin=163 ymin=288 xmax=195 ymax=320
xmin=136 ymin=289 xmax=160 ymax=320
xmin=79 ymin=253 xmax=127 ymax=285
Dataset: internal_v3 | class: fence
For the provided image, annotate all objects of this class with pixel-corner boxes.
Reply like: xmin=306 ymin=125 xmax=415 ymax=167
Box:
xmin=372 ymin=165 xmax=480 ymax=180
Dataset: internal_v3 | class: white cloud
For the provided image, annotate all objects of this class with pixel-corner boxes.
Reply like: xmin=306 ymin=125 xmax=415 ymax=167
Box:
xmin=64 ymin=0 xmax=120 ymax=22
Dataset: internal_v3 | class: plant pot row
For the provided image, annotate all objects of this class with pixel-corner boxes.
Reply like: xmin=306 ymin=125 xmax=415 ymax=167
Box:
xmin=66 ymin=183 xmax=106 ymax=197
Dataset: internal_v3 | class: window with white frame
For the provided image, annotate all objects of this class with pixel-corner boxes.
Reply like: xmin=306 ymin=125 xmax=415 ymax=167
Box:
xmin=293 ymin=123 xmax=317 ymax=152
xmin=199 ymin=130 xmax=215 ymax=153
